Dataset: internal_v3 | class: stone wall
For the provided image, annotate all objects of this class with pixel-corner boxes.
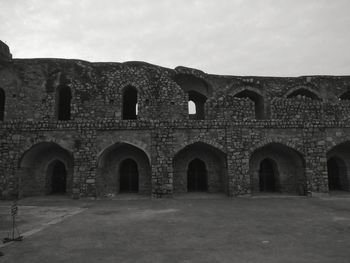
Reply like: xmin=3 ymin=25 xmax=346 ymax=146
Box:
xmin=1 ymin=42 xmax=350 ymax=199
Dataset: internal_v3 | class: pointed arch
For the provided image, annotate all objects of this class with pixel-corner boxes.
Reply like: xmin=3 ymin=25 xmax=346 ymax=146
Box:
xmin=233 ymin=88 xmax=265 ymax=119
xmin=249 ymin=142 xmax=306 ymax=195
xmin=96 ymin=142 xmax=151 ymax=196
xmin=18 ymin=142 xmax=74 ymax=197
xmin=188 ymin=90 xmax=207 ymax=119
xmin=285 ymin=87 xmax=321 ymax=101
xmin=0 ymin=88 xmax=5 ymax=121
xmin=56 ymin=85 xmax=72 ymax=120
xmin=122 ymin=86 xmax=138 ymax=120
xmin=173 ymin=142 xmax=227 ymax=194
xmin=174 ymin=73 xmax=212 ymax=120
xmin=327 ymin=141 xmax=350 ymax=191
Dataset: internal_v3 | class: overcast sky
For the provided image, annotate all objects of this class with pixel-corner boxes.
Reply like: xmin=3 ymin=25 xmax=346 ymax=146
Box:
xmin=1 ymin=0 xmax=350 ymax=76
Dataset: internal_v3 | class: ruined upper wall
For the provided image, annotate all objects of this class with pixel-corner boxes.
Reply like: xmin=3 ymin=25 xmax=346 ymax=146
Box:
xmin=0 ymin=40 xmax=350 ymax=123
xmin=0 ymin=40 xmax=12 ymax=66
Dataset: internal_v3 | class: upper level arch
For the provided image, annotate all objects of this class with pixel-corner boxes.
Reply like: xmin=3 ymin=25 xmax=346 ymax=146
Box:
xmin=56 ymin=85 xmax=72 ymax=120
xmin=173 ymin=73 xmax=212 ymax=98
xmin=174 ymin=73 xmax=212 ymax=120
xmin=188 ymin=90 xmax=207 ymax=119
xmin=232 ymin=87 xmax=265 ymax=119
xmin=284 ymin=86 xmax=322 ymax=101
xmin=122 ymin=85 xmax=138 ymax=120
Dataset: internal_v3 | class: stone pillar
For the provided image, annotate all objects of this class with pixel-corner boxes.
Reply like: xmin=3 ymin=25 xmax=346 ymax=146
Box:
xmin=151 ymin=124 xmax=173 ymax=198
xmin=303 ymin=127 xmax=328 ymax=196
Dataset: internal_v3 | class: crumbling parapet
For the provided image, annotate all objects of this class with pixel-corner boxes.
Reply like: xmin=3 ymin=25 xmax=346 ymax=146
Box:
xmin=0 ymin=40 xmax=12 ymax=65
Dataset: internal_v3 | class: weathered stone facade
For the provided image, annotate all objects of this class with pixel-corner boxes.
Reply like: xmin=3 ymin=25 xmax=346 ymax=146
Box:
xmin=1 ymin=40 xmax=350 ymax=199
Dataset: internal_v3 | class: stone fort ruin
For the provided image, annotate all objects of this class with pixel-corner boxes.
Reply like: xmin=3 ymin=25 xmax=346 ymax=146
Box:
xmin=0 ymin=39 xmax=349 ymax=199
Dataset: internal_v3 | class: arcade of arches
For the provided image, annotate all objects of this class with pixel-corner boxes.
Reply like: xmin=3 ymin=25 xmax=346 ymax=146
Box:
xmin=12 ymin=140 xmax=350 ymax=198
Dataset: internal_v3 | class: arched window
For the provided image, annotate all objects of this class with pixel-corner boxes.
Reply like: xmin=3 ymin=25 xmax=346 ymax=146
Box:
xmin=0 ymin=88 xmax=5 ymax=121
xmin=122 ymin=86 xmax=138 ymax=120
xmin=234 ymin=89 xmax=265 ymax=119
xmin=188 ymin=91 xmax=207 ymax=120
xmin=188 ymin=100 xmax=196 ymax=115
xmin=56 ymin=86 xmax=71 ymax=120
xmin=286 ymin=88 xmax=320 ymax=100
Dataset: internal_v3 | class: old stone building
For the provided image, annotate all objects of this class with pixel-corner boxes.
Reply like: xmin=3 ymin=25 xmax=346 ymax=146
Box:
xmin=0 ymin=39 xmax=349 ymax=199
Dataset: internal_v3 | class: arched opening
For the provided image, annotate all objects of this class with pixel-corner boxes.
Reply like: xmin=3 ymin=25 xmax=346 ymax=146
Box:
xmin=327 ymin=142 xmax=350 ymax=192
xmin=187 ymin=159 xmax=208 ymax=192
xmin=47 ymin=160 xmax=67 ymax=194
xmin=122 ymin=86 xmax=138 ymax=120
xmin=234 ymin=89 xmax=265 ymax=119
xmin=119 ymin=159 xmax=139 ymax=193
xmin=188 ymin=91 xmax=207 ymax=119
xmin=173 ymin=73 xmax=212 ymax=120
xmin=57 ymin=86 xmax=72 ymax=120
xmin=339 ymin=91 xmax=350 ymax=100
xmin=18 ymin=142 xmax=74 ymax=197
xmin=249 ymin=143 xmax=306 ymax=195
xmin=173 ymin=142 xmax=227 ymax=194
xmin=96 ymin=143 xmax=151 ymax=196
xmin=188 ymin=100 xmax=196 ymax=115
xmin=0 ymin=88 xmax=5 ymax=121
xmin=286 ymin=88 xmax=321 ymax=100
xmin=259 ymin=158 xmax=277 ymax=192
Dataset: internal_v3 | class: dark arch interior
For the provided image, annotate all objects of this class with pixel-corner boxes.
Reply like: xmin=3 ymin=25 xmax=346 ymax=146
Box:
xmin=0 ymin=88 xmax=5 ymax=121
xmin=287 ymin=88 xmax=320 ymax=100
xmin=122 ymin=87 xmax=138 ymax=120
xmin=57 ymin=86 xmax=72 ymax=120
xmin=259 ymin=158 xmax=277 ymax=192
xmin=19 ymin=142 xmax=73 ymax=197
xmin=339 ymin=91 xmax=350 ymax=100
xmin=187 ymin=158 xmax=208 ymax=192
xmin=49 ymin=160 xmax=67 ymax=194
xmin=234 ymin=90 xmax=264 ymax=119
xmin=188 ymin=91 xmax=207 ymax=120
xmin=327 ymin=157 xmax=348 ymax=191
xmin=250 ymin=143 xmax=306 ymax=195
xmin=119 ymin=158 xmax=139 ymax=193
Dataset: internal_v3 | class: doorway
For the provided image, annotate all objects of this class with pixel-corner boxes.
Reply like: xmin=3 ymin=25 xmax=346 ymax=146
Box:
xmin=50 ymin=161 xmax=67 ymax=194
xmin=259 ymin=158 xmax=276 ymax=192
xmin=187 ymin=159 xmax=208 ymax=192
xmin=119 ymin=159 xmax=139 ymax=193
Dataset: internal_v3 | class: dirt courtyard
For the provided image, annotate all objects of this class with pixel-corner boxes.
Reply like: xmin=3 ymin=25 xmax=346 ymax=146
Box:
xmin=0 ymin=194 xmax=350 ymax=263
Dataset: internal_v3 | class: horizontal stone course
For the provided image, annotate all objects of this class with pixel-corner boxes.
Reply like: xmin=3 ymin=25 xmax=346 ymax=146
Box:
xmin=1 ymin=44 xmax=350 ymax=199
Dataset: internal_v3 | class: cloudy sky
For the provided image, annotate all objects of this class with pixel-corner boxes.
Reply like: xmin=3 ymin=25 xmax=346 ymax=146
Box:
xmin=1 ymin=0 xmax=350 ymax=76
